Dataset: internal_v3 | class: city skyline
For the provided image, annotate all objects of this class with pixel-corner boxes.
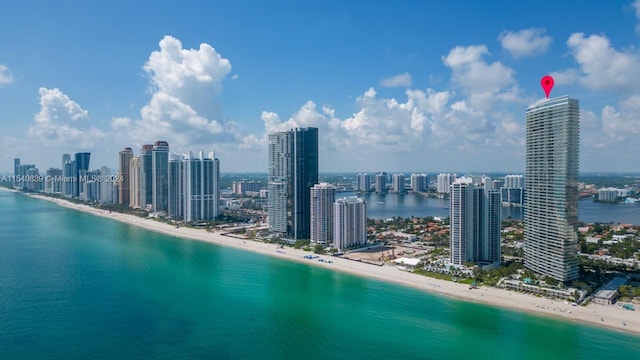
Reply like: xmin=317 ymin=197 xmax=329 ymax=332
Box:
xmin=1 ymin=2 xmax=640 ymax=173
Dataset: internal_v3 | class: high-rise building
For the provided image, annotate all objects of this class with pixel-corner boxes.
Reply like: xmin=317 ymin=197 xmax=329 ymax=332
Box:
xmin=74 ymin=152 xmax=91 ymax=197
xmin=99 ymin=166 xmax=115 ymax=204
xmin=333 ymin=197 xmax=367 ymax=251
xmin=310 ymin=183 xmax=336 ymax=245
xmin=410 ymin=173 xmax=427 ymax=193
xmin=392 ymin=173 xmax=405 ymax=194
xmin=374 ymin=172 xmax=387 ymax=194
xmin=168 ymin=153 xmax=184 ymax=219
xmin=267 ymin=127 xmax=318 ymax=239
xmin=139 ymin=144 xmax=154 ymax=210
xmin=152 ymin=141 xmax=169 ymax=213
xmin=501 ymin=174 xmax=524 ymax=206
xmin=13 ymin=158 xmax=20 ymax=186
xmin=449 ymin=177 xmax=501 ymax=266
xmin=62 ymin=158 xmax=78 ymax=197
xmin=356 ymin=173 xmax=371 ymax=192
xmin=118 ymin=148 xmax=133 ymax=205
xmin=524 ymin=96 xmax=580 ymax=282
xmin=130 ymin=156 xmax=141 ymax=209
xmin=45 ymin=168 xmax=63 ymax=194
xmin=183 ymin=151 xmax=220 ymax=222
xmin=437 ymin=173 xmax=456 ymax=194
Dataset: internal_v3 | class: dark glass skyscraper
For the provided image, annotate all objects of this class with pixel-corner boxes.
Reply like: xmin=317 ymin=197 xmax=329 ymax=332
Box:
xmin=152 ymin=141 xmax=169 ymax=213
xmin=139 ymin=144 xmax=154 ymax=209
xmin=268 ymin=127 xmax=318 ymax=239
xmin=74 ymin=152 xmax=90 ymax=197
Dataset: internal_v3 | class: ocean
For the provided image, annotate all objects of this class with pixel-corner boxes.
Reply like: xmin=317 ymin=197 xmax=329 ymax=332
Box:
xmin=1 ymin=192 xmax=639 ymax=359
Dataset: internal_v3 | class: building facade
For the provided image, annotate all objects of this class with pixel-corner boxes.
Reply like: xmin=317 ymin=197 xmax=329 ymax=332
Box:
xmin=129 ymin=156 xmax=141 ymax=209
xmin=410 ymin=173 xmax=427 ymax=193
xmin=139 ymin=144 xmax=154 ymax=210
xmin=437 ymin=173 xmax=456 ymax=194
xmin=449 ymin=177 xmax=501 ymax=266
xmin=524 ymin=96 xmax=580 ymax=282
xmin=392 ymin=173 xmax=405 ymax=194
xmin=310 ymin=183 xmax=336 ymax=245
xmin=333 ymin=197 xmax=367 ymax=251
xmin=152 ymin=141 xmax=169 ymax=213
xmin=356 ymin=173 xmax=371 ymax=192
xmin=375 ymin=172 xmax=387 ymax=194
xmin=267 ymin=127 xmax=319 ymax=239
xmin=118 ymin=148 xmax=133 ymax=206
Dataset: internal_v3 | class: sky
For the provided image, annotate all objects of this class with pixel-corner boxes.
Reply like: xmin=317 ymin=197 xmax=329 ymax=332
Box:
xmin=1 ymin=0 xmax=640 ymax=174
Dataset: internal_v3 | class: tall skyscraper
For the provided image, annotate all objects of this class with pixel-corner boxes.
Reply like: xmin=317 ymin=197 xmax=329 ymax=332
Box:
xmin=524 ymin=96 xmax=580 ymax=282
xmin=410 ymin=173 xmax=427 ymax=193
xmin=13 ymin=158 xmax=20 ymax=186
xmin=139 ymin=144 xmax=154 ymax=210
xmin=333 ymin=197 xmax=367 ymax=251
xmin=99 ymin=166 xmax=115 ymax=204
xmin=449 ymin=177 xmax=501 ymax=266
xmin=310 ymin=183 xmax=336 ymax=245
xmin=374 ymin=172 xmax=387 ymax=194
xmin=152 ymin=141 xmax=169 ymax=213
xmin=63 ymin=158 xmax=76 ymax=197
xmin=117 ymin=148 xmax=133 ymax=205
xmin=356 ymin=173 xmax=371 ymax=192
xmin=129 ymin=156 xmax=141 ymax=209
xmin=74 ymin=152 xmax=90 ymax=197
xmin=392 ymin=173 xmax=405 ymax=194
xmin=168 ymin=150 xmax=220 ymax=222
xmin=437 ymin=173 xmax=456 ymax=194
xmin=267 ymin=127 xmax=318 ymax=239
xmin=168 ymin=153 xmax=184 ymax=219
xmin=501 ymin=174 xmax=524 ymax=206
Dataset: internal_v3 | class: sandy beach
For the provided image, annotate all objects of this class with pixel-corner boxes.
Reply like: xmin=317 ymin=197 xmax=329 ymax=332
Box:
xmin=14 ymin=190 xmax=640 ymax=336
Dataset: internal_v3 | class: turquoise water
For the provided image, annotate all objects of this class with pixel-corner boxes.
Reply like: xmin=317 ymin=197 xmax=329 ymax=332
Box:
xmin=1 ymin=192 xmax=638 ymax=359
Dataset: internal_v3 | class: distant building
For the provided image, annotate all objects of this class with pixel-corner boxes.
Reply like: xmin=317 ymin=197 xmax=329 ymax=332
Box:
xmin=356 ymin=173 xmax=371 ymax=192
xmin=501 ymin=174 xmax=524 ymax=206
xmin=524 ymin=96 xmax=580 ymax=283
xmin=45 ymin=168 xmax=62 ymax=194
xmin=152 ymin=141 xmax=169 ymax=213
xmin=310 ymin=183 xmax=336 ymax=246
xmin=232 ymin=181 xmax=262 ymax=195
xmin=169 ymin=151 xmax=220 ymax=222
xmin=74 ymin=152 xmax=91 ymax=197
xmin=437 ymin=173 xmax=456 ymax=194
xmin=392 ymin=173 xmax=405 ymax=194
xmin=62 ymin=157 xmax=76 ymax=197
xmin=597 ymin=188 xmax=620 ymax=202
xmin=375 ymin=172 xmax=387 ymax=194
xmin=99 ymin=166 xmax=115 ymax=204
xmin=139 ymin=144 xmax=154 ymax=210
xmin=129 ymin=156 xmax=141 ymax=209
xmin=410 ymin=173 xmax=427 ymax=193
xmin=449 ymin=177 xmax=501 ymax=266
xmin=333 ymin=197 xmax=367 ymax=251
xmin=118 ymin=148 xmax=133 ymax=206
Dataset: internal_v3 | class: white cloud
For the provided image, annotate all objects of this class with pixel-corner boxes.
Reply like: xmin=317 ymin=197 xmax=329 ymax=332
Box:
xmin=380 ymin=72 xmax=412 ymax=87
xmin=499 ymin=28 xmax=552 ymax=58
xmin=442 ymin=44 xmax=519 ymax=111
xmin=28 ymin=88 xmax=107 ymax=148
xmin=112 ymin=36 xmax=241 ymax=151
xmin=0 ymin=64 xmax=13 ymax=86
xmin=566 ymin=32 xmax=640 ymax=92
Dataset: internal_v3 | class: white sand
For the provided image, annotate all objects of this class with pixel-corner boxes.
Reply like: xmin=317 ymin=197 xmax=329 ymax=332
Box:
xmin=19 ymin=191 xmax=640 ymax=336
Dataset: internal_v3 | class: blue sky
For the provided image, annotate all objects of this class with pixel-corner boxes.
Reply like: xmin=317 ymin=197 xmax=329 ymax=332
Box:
xmin=1 ymin=0 xmax=640 ymax=173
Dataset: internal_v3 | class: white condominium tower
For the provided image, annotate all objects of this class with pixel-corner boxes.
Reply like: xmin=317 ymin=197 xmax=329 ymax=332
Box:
xmin=333 ymin=197 xmax=367 ymax=251
xmin=168 ymin=151 xmax=220 ymax=222
xmin=524 ymin=96 xmax=580 ymax=283
xmin=449 ymin=177 xmax=501 ymax=266
xmin=437 ymin=173 xmax=456 ymax=194
xmin=310 ymin=183 xmax=336 ymax=245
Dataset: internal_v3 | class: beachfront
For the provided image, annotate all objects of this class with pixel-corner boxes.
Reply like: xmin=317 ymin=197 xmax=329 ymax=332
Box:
xmin=17 ymin=190 xmax=640 ymax=336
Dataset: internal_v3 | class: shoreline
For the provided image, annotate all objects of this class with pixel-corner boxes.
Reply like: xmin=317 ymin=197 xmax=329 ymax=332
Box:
xmin=7 ymin=189 xmax=640 ymax=336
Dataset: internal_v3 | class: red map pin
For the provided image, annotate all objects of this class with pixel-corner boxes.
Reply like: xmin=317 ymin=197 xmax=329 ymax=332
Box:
xmin=541 ymin=75 xmax=554 ymax=99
